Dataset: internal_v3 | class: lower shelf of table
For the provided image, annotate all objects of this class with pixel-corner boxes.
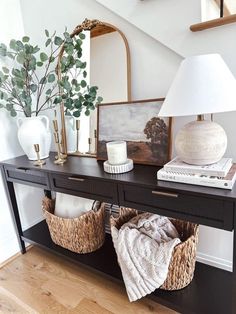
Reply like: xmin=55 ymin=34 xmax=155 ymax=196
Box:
xmin=22 ymin=220 xmax=232 ymax=314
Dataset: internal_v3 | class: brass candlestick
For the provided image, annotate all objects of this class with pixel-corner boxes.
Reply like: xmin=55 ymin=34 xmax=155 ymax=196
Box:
xmin=33 ymin=144 xmax=46 ymax=166
xmin=54 ymin=132 xmax=66 ymax=164
xmin=87 ymin=137 xmax=92 ymax=154
xmin=53 ymin=119 xmax=60 ymax=160
xmin=94 ymin=129 xmax=97 ymax=154
xmin=53 ymin=119 xmax=58 ymax=132
xmin=86 ymin=129 xmax=97 ymax=155
xmin=53 ymin=119 xmax=67 ymax=160
xmin=76 ymin=119 xmax=80 ymax=153
xmin=60 ymin=133 xmax=67 ymax=159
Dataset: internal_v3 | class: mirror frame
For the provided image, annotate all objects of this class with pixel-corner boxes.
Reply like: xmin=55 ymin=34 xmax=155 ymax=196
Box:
xmin=57 ymin=18 xmax=131 ymax=155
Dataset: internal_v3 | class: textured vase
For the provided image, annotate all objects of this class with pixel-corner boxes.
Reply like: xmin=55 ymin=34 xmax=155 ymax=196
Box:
xmin=17 ymin=116 xmax=51 ymax=160
xmin=175 ymin=120 xmax=227 ymax=165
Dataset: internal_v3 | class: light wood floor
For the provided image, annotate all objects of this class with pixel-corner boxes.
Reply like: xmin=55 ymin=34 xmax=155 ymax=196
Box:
xmin=0 ymin=247 xmax=178 ymax=313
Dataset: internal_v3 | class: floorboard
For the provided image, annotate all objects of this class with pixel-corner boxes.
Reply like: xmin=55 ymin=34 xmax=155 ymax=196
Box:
xmin=0 ymin=247 xmax=177 ymax=313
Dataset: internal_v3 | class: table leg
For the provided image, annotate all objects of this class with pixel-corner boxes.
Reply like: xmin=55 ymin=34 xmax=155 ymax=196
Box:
xmin=0 ymin=166 xmax=26 ymax=254
xmin=44 ymin=190 xmax=51 ymax=199
xmin=232 ymin=210 xmax=236 ymax=313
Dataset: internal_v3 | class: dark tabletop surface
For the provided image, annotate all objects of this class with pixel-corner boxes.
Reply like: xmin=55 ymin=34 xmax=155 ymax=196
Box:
xmin=1 ymin=153 xmax=236 ymax=200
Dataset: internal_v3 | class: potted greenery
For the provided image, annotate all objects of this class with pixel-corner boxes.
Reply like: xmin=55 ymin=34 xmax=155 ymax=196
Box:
xmin=0 ymin=29 xmax=102 ymax=160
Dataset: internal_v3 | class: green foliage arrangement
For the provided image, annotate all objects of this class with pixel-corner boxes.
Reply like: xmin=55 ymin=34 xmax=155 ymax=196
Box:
xmin=55 ymin=31 xmax=103 ymax=118
xmin=0 ymin=29 xmax=102 ymax=118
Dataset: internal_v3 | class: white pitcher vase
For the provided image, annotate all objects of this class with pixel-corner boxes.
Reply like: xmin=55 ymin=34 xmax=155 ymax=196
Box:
xmin=65 ymin=116 xmax=77 ymax=153
xmin=17 ymin=116 xmax=51 ymax=160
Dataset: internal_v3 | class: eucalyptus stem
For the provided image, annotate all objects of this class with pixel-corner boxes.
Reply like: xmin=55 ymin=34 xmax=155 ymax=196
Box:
xmin=0 ymin=27 xmax=103 ymax=118
xmin=36 ymin=91 xmax=59 ymax=115
xmin=36 ymin=61 xmax=51 ymax=113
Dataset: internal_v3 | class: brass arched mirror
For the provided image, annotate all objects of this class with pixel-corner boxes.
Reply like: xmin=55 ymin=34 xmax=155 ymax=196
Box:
xmin=57 ymin=19 xmax=131 ymax=156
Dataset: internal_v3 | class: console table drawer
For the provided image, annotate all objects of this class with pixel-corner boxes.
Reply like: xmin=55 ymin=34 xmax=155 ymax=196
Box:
xmin=4 ymin=166 xmax=49 ymax=188
xmin=50 ymin=174 xmax=118 ymax=203
xmin=119 ymin=184 xmax=234 ymax=230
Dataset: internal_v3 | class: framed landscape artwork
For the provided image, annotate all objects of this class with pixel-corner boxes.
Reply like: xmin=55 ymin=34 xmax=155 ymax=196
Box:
xmin=97 ymin=98 xmax=172 ymax=166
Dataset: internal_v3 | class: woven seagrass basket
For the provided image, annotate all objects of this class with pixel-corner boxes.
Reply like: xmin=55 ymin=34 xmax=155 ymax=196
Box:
xmin=42 ymin=197 xmax=105 ymax=254
xmin=110 ymin=208 xmax=199 ymax=291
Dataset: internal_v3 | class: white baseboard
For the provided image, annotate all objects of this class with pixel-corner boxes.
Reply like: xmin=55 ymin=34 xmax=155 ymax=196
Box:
xmin=0 ymin=236 xmax=19 ymax=264
xmin=196 ymin=252 xmax=232 ymax=272
xmin=0 ymin=215 xmax=44 ymax=264
xmin=0 ymin=236 xmax=32 ymax=264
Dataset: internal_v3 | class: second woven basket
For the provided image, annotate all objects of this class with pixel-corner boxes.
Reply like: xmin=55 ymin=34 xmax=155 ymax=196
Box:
xmin=110 ymin=207 xmax=199 ymax=291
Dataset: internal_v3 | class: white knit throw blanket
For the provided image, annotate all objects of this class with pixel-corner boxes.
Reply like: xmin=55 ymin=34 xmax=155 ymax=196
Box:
xmin=111 ymin=213 xmax=181 ymax=302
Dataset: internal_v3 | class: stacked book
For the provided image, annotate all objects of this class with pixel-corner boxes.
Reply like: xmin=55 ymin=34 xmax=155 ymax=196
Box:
xmin=157 ymin=157 xmax=236 ymax=190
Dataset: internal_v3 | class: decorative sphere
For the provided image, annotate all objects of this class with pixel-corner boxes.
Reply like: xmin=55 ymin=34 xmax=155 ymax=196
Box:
xmin=175 ymin=120 xmax=227 ymax=165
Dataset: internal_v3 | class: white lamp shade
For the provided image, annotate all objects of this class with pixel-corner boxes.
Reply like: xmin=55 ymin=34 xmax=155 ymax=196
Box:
xmin=158 ymin=54 xmax=236 ymax=117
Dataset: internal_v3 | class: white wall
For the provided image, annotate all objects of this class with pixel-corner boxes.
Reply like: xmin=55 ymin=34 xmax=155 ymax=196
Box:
xmin=0 ymin=0 xmax=44 ymax=263
xmin=0 ymin=0 xmax=24 ymax=263
xmin=96 ymin=0 xmax=236 ymax=62
xmin=19 ymin=0 xmax=180 ymax=100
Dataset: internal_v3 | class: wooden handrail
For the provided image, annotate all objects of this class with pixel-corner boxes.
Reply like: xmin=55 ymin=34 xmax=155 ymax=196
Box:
xmin=190 ymin=14 xmax=236 ymax=32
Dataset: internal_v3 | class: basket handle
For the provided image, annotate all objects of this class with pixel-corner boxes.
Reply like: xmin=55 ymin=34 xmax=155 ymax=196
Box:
xmin=91 ymin=200 xmax=101 ymax=211
xmin=110 ymin=207 xmax=138 ymax=230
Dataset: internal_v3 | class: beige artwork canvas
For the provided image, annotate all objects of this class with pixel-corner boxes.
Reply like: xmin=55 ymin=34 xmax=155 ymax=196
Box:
xmin=97 ymin=98 xmax=172 ymax=166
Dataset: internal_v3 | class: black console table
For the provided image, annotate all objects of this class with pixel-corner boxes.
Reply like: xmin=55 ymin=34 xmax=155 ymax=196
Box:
xmin=1 ymin=153 xmax=235 ymax=314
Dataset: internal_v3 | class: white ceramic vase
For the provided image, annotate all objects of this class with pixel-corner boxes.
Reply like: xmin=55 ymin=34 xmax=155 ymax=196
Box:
xmin=17 ymin=116 xmax=51 ymax=160
xmin=65 ymin=116 xmax=77 ymax=153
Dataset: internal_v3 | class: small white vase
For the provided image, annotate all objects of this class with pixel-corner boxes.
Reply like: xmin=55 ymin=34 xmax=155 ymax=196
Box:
xmin=17 ymin=116 xmax=51 ymax=160
xmin=65 ymin=116 xmax=77 ymax=153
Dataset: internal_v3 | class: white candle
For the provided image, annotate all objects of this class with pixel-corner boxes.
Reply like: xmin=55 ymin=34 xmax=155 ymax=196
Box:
xmin=106 ymin=141 xmax=127 ymax=165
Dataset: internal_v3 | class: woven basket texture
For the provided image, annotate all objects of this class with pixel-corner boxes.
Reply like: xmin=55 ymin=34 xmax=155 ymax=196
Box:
xmin=42 ymin=197 xmax=105 ymax=254
xmin=110 ymin=208 xmax=199 ymax=291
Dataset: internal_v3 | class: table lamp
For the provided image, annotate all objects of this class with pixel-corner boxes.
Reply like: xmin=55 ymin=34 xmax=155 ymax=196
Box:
xmin=158 ymin=54 xmax=236 ymax=165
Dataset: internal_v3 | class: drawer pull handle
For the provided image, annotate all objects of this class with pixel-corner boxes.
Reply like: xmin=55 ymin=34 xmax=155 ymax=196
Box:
xmin=152 ymin=191 xmax=178 ymax=198
xmin=17 ymin=167 xmax=30 ymax=172
xmin=68 ymin=177 xmax=85 ymax=182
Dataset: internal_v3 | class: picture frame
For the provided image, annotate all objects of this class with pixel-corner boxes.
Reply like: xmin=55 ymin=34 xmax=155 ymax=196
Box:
xmin=97 ymin=98 xmax=172 ymax=166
